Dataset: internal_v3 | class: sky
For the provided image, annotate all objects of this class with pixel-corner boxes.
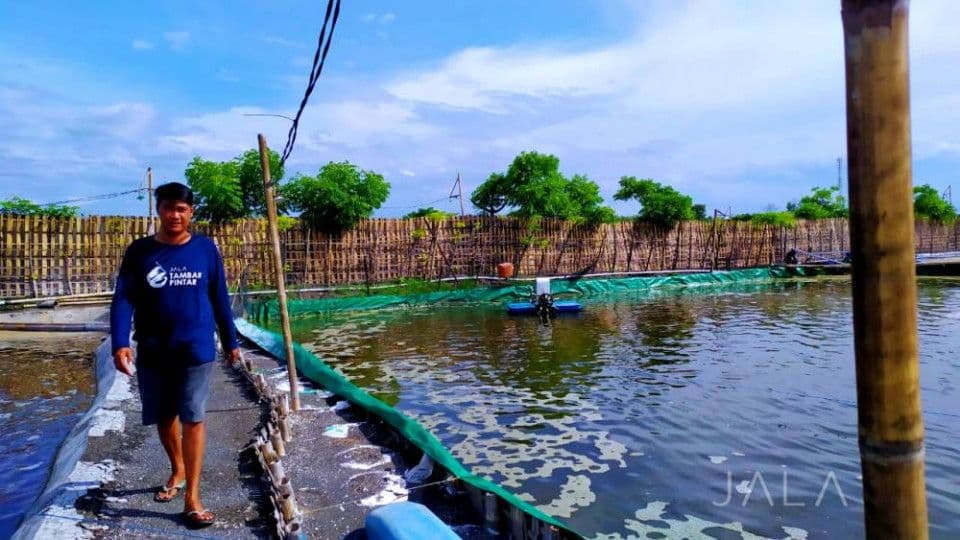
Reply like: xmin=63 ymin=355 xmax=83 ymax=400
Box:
xmin=1 ymin=0 xmax=958 ymax=217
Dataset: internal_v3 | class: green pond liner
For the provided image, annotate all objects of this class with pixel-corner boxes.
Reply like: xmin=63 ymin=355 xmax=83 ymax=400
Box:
xmin=234 ymin=317 xmax=582 ymax=537
xmin=250 ymin=266 xmax=819 ymax=320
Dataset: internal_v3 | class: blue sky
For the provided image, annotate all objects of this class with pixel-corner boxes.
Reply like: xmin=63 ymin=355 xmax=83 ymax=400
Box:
xmin=1 ymin=1 xmax=958 ymax=217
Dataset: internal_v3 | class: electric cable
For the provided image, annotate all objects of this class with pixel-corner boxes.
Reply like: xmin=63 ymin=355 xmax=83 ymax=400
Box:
xmin=279 ymin=0 xmax=342 ymax=167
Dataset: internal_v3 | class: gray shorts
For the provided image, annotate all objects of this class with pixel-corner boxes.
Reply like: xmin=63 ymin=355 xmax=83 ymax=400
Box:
xmin=136 ymin=354 xmax=215 ymax=425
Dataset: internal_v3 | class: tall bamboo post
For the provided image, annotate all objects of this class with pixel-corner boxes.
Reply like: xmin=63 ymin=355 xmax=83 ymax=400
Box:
xmin=147 ymin=167 xmax=155 ymax=235
xmin=842 ymin=1 xmax=927 ymax=537
xmin=258 ymin=134 xmax=300 ymax=411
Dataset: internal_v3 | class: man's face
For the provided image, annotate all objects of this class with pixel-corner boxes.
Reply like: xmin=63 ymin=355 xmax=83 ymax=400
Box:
xmin=157 ymin=199 xmax=193 ymax=235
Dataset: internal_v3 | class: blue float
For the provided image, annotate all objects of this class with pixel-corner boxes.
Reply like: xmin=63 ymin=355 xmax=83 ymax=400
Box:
xmin=365 ymin=501 xmax=459 ymax=540
xmin=507 ymin=300 xmax=583 ymax=315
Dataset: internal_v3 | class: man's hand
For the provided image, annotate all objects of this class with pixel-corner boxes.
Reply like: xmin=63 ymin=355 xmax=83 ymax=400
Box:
xmin=226 ymin=347 xmax=241 ymax=366
xmin=113 ymin=347 xmax=134 ymax=376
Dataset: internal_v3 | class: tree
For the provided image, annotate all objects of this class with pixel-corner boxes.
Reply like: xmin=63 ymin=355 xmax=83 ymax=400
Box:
xmin=732 ymin=211 xmax=797 ymax=228
xmin=565 ymin=174 xmax=616 ymax=224
xmin=284 ymin=161 xmax=390 ymax=233
xmin=470 ymin=151 xmax=615 ymax=224
xmin=236 ymin=149 xmax=284 ymax=216
xmin=470 ymin=172 xmax=510 ymax=215
xmin=693 ymin=204 xmax=707 ymax=220
xmin=0 ymin=196 xmax=78 ymax=218
xmin=614 ymin=177 xmax=695 ymax=228
xmin=403 ymin=207 xmax=455 ymax=219
xmin=184 ymin=148 xmax=284 ymax=222
xmin=787 ymin=186 xmax=847 ymax=219
xmin=913 ymin=184 xmax=956 ymax=223
xmin=185 ymin=157 xmax=244 ymax=222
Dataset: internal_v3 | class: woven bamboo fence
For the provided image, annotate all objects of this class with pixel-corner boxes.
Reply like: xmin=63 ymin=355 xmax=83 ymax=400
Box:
xmin=1 ymin=215 xmax=958 ymax=299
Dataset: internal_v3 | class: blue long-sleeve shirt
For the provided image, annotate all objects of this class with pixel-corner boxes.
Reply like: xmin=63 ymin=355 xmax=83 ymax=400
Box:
xmin=110 ymin=234 xmax=239 ymax=364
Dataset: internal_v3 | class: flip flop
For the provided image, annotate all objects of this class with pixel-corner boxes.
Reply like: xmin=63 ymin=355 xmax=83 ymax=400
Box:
xmin=183 ymin=509 xmax=215 ymax=529
xmin=154 ymin=480 xmax=186 ymax=503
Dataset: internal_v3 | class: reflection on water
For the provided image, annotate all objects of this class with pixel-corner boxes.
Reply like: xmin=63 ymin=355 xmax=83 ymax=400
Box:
xmin=0 ymin=335 xmax=99 ymax=538
xmin=281 ymin=278 xmax=960 ymax=538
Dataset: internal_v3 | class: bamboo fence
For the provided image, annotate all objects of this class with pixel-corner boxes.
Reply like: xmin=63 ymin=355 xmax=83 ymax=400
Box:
xmin=1 ymin=215 xmax=958 ymax=299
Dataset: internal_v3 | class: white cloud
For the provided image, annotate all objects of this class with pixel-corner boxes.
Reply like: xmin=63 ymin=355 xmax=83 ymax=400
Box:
xmin=362 ymin=13 xmax=396 ymax=25
xmin=387 ymin=3 xmax=839 ymax=114
xmin=158 ymin=101 xmax=438 ymax=159
xmin=261 ymin=35 xmax=305 ymax=49
xmin=131 ymin=39 xmax=154 ymax=50
xmin=163 ymin=31 xmax=191 ymax=51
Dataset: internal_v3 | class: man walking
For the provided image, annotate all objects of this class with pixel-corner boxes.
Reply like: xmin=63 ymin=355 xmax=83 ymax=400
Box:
xmin=110 ymin=182 xmax=240 ymax=529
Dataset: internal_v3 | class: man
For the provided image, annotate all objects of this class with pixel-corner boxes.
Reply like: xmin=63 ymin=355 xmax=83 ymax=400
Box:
xmin=110 ymin=182 xmax=240 ymax=529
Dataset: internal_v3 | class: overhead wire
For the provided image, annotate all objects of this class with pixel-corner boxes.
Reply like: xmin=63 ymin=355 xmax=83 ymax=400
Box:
xmin=379 ymin=196 xmax=454 ymax=210
xmin=279 ymin=0 xmax=342 ymax=168
xmin=42 ymin=188 xmax=147 ymax=207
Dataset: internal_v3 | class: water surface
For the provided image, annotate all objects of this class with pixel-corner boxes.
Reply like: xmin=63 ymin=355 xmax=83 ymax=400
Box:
xmin=282 ymin=278 xmax=959 ymax=538
xmin=0 ymin=334 xmax=99 ymax=537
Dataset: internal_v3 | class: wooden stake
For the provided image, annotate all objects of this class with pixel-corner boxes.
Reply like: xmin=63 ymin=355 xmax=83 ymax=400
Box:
xmin=258 ymin=134 xmax=301 ymax=411
xmin=147 ymin=167 xmax=155 ymax=235
xmin=842 ymin=2 xmax=928 ymax=538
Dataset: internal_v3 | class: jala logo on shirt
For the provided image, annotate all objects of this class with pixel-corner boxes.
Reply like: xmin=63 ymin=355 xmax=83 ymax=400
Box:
xmin=146 ymin=263 xmax=167 ymax=288
xmin=146 ymin=264 xmax=203 ymax=288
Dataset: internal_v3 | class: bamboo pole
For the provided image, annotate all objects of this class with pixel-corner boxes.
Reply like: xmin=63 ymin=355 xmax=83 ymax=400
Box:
xmin=147 ymin=167 xmax=155 ymax=235
xmin=842 ymin=2 xmax=927 ymax=538
xmin=258 ymin=134 xmax=301 ymax=411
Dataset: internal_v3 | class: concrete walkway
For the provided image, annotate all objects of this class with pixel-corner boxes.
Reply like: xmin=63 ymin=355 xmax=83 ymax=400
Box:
xmin=73 ymin=351 xmax=275 ymax=539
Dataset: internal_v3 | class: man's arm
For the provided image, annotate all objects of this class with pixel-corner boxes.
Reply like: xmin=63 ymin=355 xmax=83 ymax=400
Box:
xmin=209 ymin=243 xmax=239 ymax=362
xmin=110 ymin=244 xmax=137 ymax=375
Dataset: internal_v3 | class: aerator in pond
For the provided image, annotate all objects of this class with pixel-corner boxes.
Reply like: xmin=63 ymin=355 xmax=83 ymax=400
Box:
xmin=506 ymin=278 xmax=583 ymax=317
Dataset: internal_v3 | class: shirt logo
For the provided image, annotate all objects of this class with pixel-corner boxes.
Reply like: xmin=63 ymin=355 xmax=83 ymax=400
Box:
xmin=147 ymin=263 xmax=168 ymax=288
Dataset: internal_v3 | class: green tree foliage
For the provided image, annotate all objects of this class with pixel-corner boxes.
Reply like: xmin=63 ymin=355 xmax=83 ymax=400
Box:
xmin=236 ymin=149 xmax=284 ymax=216
xmin=614 ymin=177 xmax=695 ymax=228
xmin=470 ymin=172 xmax=511 ymax=215
xmin=0 ymin=196 xmax=78 ymax=217
xmin=184 ymin=149 xmax=283 ymax=222
xmin=913 ymin=184 xmax=956 ymax=223
xmin=185 ymin=157 xmax=244 ymax=222
xmin=787 ymin=186 xmax=848 ymax=219
xmin=692 ymin=204 xmax=707 ymax=220
xmin=284 ymin=161 xmax=390 ymax=233
xmin=403 ymin=207 xmax=455 ymax=219
xmin=732 ymin=211 xmax=797 ymax=228
xmin=565 ymin=174 xmax=617 ymax=224
xmin=469 ymin=151 xmax=615 ymax=225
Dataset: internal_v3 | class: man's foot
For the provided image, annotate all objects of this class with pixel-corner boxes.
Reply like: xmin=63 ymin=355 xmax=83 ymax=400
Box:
xmin=183 ymin=509 xmax=215 ymax=529
xmin=154 ymin=479 xmax=186 ymax=503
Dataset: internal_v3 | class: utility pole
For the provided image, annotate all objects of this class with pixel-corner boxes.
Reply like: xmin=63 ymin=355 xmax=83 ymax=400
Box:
xmin=842 ymin=1 xmax=928 ymax=538
xmin=147 ymin=167 xmax=155 ymax=235
xmin=450 ymin=173 xmax=465 ymax=216
xmin=258 ymin=133 xmax=300 ymax=411
xmin=837 ymin=157 xmax=843 ymax=193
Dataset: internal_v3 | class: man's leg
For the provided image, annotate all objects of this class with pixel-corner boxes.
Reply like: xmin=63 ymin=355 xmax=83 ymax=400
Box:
xmin=181 ymin=420 xmax=208 ymax=513
xmin=179 ymin=360 xmax=214 ymax=522
xmin=157 ymin=415 xmax=186 ymax=488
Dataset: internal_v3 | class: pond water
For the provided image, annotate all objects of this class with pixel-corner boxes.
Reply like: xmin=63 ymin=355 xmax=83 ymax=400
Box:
xmin=0 ymin=334 xmax=99 ymax=538
xmin=281 ymin=278 xmax=959 ymax=538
